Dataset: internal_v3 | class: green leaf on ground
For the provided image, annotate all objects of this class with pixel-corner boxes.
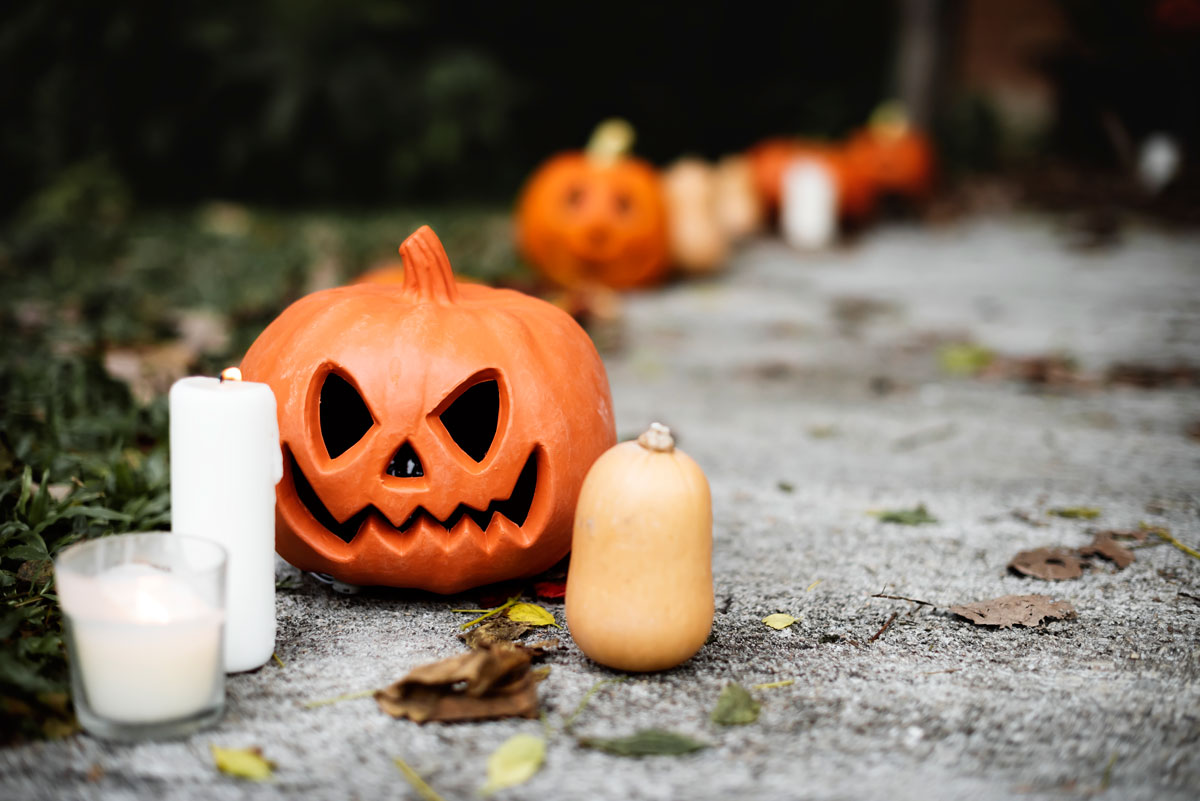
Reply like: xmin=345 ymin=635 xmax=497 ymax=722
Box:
xmin=763 ymin=613 xmax=798 ymax=630
xmin=481 ymin=733 xmax=545 ymax=796
xmin=579 ymin=729 xmax=708 ymax=757
xmin=711 ymin=683 xmax=761 ymax=725
xmin=1048 ymin=507 xmax=1101 ymax=520
xmin=874 ymin=504 xmax=938 ymax=525
xmin=939 ymin=343 xmax=994 ymax=376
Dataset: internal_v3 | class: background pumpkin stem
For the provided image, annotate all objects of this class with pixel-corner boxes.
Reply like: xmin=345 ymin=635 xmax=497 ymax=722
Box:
xmin=585 ymin=118 xmax=635 ymax=167
xmin=399 ymin=225 xmax=460 ymax=303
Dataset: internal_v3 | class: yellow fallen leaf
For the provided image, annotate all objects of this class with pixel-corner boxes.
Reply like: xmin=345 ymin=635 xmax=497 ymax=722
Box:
xmin=507 ymin=602 xmax=560 ymax=628
xmin=763 ymin=613 xmax=798 ymax=630
xmin=480 ymin=733 xmax=546 ymax=796
xmin=210 ymin=745 xmax=274 ymax=781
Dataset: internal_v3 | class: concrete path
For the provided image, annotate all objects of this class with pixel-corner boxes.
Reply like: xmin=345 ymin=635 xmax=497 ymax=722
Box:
xmin=3 ymin=215 xmax=1199 ymax=800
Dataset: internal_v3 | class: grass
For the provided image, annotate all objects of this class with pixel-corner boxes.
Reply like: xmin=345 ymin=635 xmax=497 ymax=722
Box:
xmin=0 ymin=183 xmax=521 ymax=743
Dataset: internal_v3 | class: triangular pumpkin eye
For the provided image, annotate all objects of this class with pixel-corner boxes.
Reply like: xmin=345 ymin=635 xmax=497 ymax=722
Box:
xmin=439 ymin=379 xmax=499 ymax=463
xmin=319 ymin=372 xmax=374 ymax=459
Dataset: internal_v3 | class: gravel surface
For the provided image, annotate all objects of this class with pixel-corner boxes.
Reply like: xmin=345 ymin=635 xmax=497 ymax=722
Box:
xmin=3 ymin=215 xmax=1198 ymax=800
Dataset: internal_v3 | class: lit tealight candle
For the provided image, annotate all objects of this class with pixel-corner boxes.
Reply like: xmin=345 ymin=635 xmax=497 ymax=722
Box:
xmin=170 ymin=368 xmax=282 ymax=673
xmin=55 ymin=532 xmax=227 ymax=738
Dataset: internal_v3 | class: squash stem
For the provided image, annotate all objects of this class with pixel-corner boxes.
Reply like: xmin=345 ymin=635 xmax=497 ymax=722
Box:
xmin=636 ymin=422 xmax=675 ymax=453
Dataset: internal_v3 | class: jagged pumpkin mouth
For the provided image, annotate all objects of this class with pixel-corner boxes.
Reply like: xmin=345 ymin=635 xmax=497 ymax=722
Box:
xmin=286 ymin=447 xmax=540 ymax=545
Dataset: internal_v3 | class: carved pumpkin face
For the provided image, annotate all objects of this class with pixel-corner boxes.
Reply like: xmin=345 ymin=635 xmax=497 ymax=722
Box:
xmin=746 ymin=138 xmax=875 ymax=219
xmin=241 ymin=226 xmax=616 ymax=593
xmin=516 ymin=152 xmax=670 ymax=290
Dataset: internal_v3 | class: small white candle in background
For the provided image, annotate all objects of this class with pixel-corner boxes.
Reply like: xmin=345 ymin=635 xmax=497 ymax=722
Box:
xmin=59 ymin=562 xmax=224 ymax=723
xmin=170 ymin=368 xmax=282 ymax=673
xmin=781 ymin=158 xmax=839 ymax=251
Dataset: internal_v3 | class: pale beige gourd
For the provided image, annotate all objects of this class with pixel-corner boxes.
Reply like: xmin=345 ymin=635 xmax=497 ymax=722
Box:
xmin=713 ymin=155 xmax=765 ymax=240
xmin=663 ymin=159 xmax=729 ymax=274
xmin=566 ymin=423 xmax=713 ymax=672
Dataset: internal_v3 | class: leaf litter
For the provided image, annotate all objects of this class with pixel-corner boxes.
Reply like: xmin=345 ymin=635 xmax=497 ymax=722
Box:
xmin=210 ymin=745 xmax=275 ymax=781
xmin=459 ymin=617 xmax=530 ymax=649
xmin=579 ymin=729 xmax=709 ymax=757
xmin=873 ymin=504 xmax=938 ymax=525
xmin=1008 ymin=532 xmax=1136 ymax=580
xmin=950 ymin=595 xmax=1077 ymax=629
xmin=481 ymin=733 xmax=546 ymax=796
xmin=1008 ymin=547 xmax=1085 ymax=580
xmin=763 ymin=613 xmax=798 ymax=630
xmin=375 ymin=643 xmax=545 ymax=724
xmin=711 ymin=683 xmax=761 ymax=726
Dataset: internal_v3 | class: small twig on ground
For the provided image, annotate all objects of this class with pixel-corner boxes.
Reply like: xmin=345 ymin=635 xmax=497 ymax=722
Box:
xmin=805 ymin=579 xmax=823 ymax=592
xmin=454 ymin=596 xmax=520 ymax=630
xmin=871 ymin=593 xmax=937 ymax=608
xmin=272 ymin=652 xmax=285 ymax=669
xmin=303 ymin=689 xmax=376 ymax=709
xmin=869 ymin=612 xmax=899 ymax=643
xmin=1148 ymin=526 xmax=1200 ymax=561
xmin=562 ymin=677 xmax=627 ymax=733
xmin=394 ymin=757 xmax=448 ymax=801
xmin=1179 ymin=592 xmax=1200 ymax=605
xmin=1100 ymin=753 xmax=1119 ymax=791
xmin=921 ymin=668 xmax=961 ymax=676
xmin=892 ymin=422 xmax=957 ymax=452
xmin=752 ymin=679 xmax=796 ymax=690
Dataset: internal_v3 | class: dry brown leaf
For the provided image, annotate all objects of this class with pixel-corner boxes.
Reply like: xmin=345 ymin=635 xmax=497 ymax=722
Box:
xmin=1096 ymin=528 xmax=1149 ymax=543
xmin=1079 ymin=534 xmax=1135 ymax=570
xmin=175 ymin=308 xmax=231 ymax=355
xmin=950 ymin=594 xmax=1077 ymax=629
xmin=459 ymin=618 xmax=530 ymax=649
xmin=103 ymin=342 xmax=197 ymax=404
xmin=375 ymin=644 xmax=544 ymax=724
xmin=1008 ymin=547 xmax=1085 ymax=580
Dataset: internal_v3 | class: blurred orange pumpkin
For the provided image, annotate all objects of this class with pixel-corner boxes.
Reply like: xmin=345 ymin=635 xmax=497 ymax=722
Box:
xmin=516 ymin=119 xmax=670 ymax=290
xmin=746 ymin=138 xmax=875 ymax=220
xmin=845 ymin=103 xmax=935 ymax=202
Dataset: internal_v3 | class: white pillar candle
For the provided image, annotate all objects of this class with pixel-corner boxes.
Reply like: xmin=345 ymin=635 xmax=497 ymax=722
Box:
xmin=781 ymin=158 xmax=839 ymax=251
xmin=170 ymin=370 xmax=282 ymax=672
xmin=58 ymin=563 xmax=224 ymax=723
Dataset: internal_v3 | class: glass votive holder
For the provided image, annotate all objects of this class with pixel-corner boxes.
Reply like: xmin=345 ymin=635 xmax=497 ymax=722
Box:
xmin=55 ymin=532 xmax=227 ymax=741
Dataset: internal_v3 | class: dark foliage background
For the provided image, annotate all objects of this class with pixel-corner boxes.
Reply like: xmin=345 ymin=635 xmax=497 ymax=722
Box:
xmin=6 ymin=0 xmax=1199 ymax=217
xmin=1 ymin=0 xmax=900 ymax=214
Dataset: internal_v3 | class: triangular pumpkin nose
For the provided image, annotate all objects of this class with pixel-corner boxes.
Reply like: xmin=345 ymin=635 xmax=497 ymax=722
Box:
xmin=386 ymin=442 xmax=424 ymax=478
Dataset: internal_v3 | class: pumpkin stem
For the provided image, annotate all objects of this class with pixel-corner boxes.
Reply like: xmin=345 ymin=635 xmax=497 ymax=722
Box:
xmin=585 ymin=118 xmax=635 ymax=167
xmin=868 ymin=100 xmax=911 ymax=139
xmin=399 ymin=225 xmax=460 ymax=303
xmin=636 ymin=422 xmax=675 ymax=453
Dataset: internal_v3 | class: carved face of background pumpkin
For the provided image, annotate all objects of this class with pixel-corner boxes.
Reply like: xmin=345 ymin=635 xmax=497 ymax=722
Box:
xmin=241 ymin=226 xmax=616 ymax=593
xmin=516 ymin=150 xmax=670 ymax=290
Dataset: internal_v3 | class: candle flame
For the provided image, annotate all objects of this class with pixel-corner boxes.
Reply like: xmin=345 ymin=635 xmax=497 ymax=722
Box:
xmin=131 ymin=580 xmax=173 ymax=624
xmin=220 ymin=366 xmax=243 ymax=382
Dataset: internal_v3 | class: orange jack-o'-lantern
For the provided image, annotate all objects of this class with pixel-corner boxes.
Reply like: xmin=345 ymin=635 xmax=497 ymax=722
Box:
xmin=845 ymin=103 xmax=935 ymax=202
xmin=746 ymin=138 xmax=875 ymax=220
xmin=516 ymin=119 xmax=670 ymax=290
xmin=241 ymin=226 xmax=617 ymax=593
